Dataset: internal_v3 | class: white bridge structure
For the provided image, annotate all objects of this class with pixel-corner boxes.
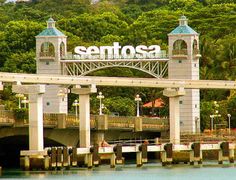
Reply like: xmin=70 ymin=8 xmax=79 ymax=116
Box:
xmin=0 ymin=16 xmax=228 ymax=163
xmin=61 ymin=59 xmax=168 ymax=78
xmin=1 ymin=72 xmax=236 ymax=154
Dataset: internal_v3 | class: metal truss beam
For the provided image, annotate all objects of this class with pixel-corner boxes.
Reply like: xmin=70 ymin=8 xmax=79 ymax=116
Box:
xmin=61 ymin=59 xmax=169 ymax=78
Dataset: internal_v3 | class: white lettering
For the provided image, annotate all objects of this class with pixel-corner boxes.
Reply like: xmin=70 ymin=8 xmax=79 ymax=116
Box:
xmin=100 ymin=46 xmax=114 ymax=59
xmin=121 ymin=46 xmax=135 ymax=59
xmin=136 ymin=45 xmax=148 ymax=59
xmin=74 ymin=46 xmax=87 ymax=55
xmin=74 ymin=42 xmax=161 ymax=60
xmin=113 ymin=42 xmax=121 ymax=59
xmin=148 ymin=45 xmax=161 ymax=58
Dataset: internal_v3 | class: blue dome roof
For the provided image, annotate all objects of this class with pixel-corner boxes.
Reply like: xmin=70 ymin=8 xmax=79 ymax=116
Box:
xmin=36 ymin=18 xmax=65 ymax=37
xmin=170 ymin=25 xmax=198 ymax=35
xmin=169 ymin=16 xmax=198 ymax=35
xmin=37 ymin=28 xmax=65 ymax=37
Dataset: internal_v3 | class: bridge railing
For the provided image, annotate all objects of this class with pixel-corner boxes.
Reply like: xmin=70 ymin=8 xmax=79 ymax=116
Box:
xmin=107 ymin=116 xmax=135 ymax=129
xmin=142 ymin=117 xmax=169 ymax=131
xmin=0 ymin=111 xmax=169 ymax=131
xmin=65 ymin=114 xmax=79 ymax=128
xmin=43 ymin=113 xmax=58 ymax=127
xmin=0 ymin=110 xmax=15 ymax=126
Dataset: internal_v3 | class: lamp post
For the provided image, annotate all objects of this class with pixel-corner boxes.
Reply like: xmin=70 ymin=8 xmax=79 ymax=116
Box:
xmin=135 ymin=94 xmax=142 ymax=117
xmin=210 ymin=115 xmax=214 ymax=131
xmin=15 ymin=93 xmax=24 ymax=109
xmin=97 ymin=92 xmax=104 ymax=115
xmin=227 ymin=114 xmax=231 ymax=134
xmin=195 ymin=117 xmax=199 ymax=134
xmin=57 ymin=89 xmax=66 ymax=101
xmin=72 ymin=99 xmax=79 ymax=119
xmin=21 ymin=96 xmax=29 ymax=108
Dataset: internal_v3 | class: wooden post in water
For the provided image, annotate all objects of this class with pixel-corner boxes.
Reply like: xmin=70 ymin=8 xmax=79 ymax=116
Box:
xmin=218 ymin=142 xmax=229 ymax=164
xmin=161 ymin=143 xmax=173 ymax=166
xmin=189 ymin=143 xmax=202 ymax=165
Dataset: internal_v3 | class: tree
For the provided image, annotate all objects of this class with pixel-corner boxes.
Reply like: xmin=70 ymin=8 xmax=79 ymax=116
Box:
xmin=1 ymin=51 xmax=36 ymax=73
xmin=4 ymin=20 xmax=44 ymax=53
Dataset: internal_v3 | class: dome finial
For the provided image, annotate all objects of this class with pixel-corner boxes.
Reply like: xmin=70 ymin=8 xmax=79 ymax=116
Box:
xmin=179 ymin=15 xmax=188 ymax=26
xmin=47 ymin=17 xmax=56 ymax=28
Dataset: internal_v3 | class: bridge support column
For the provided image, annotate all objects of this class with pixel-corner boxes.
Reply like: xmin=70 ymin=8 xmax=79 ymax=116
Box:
xmin=72 ymin=85 xmax=97 ymax=148
xmin=13 ymin=84 xmax=48 ymax=170
xmin=163 ymin=88 xmax=185 ymax=144
xmin=95 ymin=115 xmax=108 ymax=145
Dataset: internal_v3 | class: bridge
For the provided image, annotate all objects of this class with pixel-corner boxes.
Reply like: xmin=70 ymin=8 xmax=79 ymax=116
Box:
xmin=0 ymin=110 xmax=168 ymax=133
xmin=0 ymin=72 xmax=236 ymax=146
xmin=1 ymin=16 xmax=234 ymax=170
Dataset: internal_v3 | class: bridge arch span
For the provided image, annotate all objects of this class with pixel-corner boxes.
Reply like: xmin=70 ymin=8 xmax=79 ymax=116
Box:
xmin=61 ymin=59 xmax=168 ymax=78
xmin=0 ymin=128 xmax=80 ymax=147
xmin=80 ymin=65 xmax=160 ymax=78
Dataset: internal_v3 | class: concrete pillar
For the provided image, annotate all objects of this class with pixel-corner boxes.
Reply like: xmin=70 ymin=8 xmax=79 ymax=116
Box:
xmin=29 ymin=93 xmax=44 ymax=151
xmin=96 ymin=115 xmax=108 ymax=130
xmin=80 ymin=94 xmax=90 ymax=147
xmin=110 ymin=153 xmax=116 ymax=168
xmin=12 ymin=85 xmax=45 ymax=151
xmin=87 ymin=153 xmax=93 ymax=168
xmin=71 ymin=85 xmax=97 ymax=148
xmin=163 ymin=88 xmax=185 ymax=144
xmin=136 ymin=152 xmax=142 ymax=167
xmin=57 ymin=113 xmax=67 ymax=129
xmin=134 ymin=117 xmax=142 ymax=132
xmin=94 ymin=132 xmax=105 ymax=146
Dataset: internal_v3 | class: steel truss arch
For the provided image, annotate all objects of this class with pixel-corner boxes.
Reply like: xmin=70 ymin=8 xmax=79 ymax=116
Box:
xmin=61 ymin=59 xmax=169 ymax=78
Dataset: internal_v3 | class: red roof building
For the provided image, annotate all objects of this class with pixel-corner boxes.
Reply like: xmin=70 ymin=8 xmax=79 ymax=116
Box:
xmin=143 ymin=98 xmax=164 ymax=108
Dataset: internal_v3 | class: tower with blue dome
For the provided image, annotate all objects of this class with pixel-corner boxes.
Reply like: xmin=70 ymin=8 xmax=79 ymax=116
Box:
xmin=36 ymin=18 xmax=68 ymax=113
xmin=168 ymin=16 xmax=201 ymax=133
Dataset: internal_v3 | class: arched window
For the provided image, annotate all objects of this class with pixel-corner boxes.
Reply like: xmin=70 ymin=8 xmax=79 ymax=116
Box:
xmin=40 ymin=42 xmax=55 ymax=57
xmin=60 ymin=42 xmax=65 ymax=57
xmin=173 ymin=40 xmax=187 ymax=55
xmin=192 ymin=39 xmax=199 ymax=55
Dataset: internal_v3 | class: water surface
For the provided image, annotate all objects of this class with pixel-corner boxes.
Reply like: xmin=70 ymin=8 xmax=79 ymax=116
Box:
xmin=1 ymin=162 xmax=236 ymax=180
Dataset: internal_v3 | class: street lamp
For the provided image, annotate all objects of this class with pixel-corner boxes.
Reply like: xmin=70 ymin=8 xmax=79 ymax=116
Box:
xmin=135 ymin=94 xmax=142 ymax=117
xmin=15 ymin=93 xmax=24 ymax=109
xmin=21 ymin=96 xmax=29 ymax=108
xmin=97 ymin=92 xmax=104 ymax=115
xmin=72 ymin=99 xmax=79 ymax=119
xmin=210 ymin=115 xmax=214 ymax=131
xmin=195 ymin=117 xmax=199 ymax=134
xmin=227 ymin=114 xmax=231 ymax=134
xmin=57 ymin=89 xmax=66 ymax=101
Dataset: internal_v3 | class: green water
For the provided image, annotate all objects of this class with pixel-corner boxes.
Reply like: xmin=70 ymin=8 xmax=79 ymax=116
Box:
xmin=1 ymin=162 xmax=236 ymax=179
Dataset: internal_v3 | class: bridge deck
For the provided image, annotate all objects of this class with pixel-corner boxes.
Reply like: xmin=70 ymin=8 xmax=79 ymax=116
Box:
xmin=0 ymin=72 xmax=236 ymax=89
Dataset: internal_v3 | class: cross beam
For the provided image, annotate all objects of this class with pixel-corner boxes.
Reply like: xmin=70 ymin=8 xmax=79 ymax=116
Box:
xmin=0 ymin=72 xmax=236 ymax=89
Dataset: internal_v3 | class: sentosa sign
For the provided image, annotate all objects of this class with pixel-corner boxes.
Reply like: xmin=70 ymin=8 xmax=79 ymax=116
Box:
xmin=74 ymin=42 xmax=162 ymax=59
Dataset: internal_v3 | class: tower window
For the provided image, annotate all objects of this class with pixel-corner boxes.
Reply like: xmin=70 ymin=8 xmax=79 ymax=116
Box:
xmin=173 ymin=39 xmax=187 ymax=56
xmin=46 ymin=61 xmax=49 ymax=65
xmin=179 ymin=60 xmax=182 ymax=63
xmin=193 ymin=39 xmax=199 ymax=55
xmin=179 ymin=101 xmax=183 ymax=104
xmin=46 ymin=102 xmax=50 ymax=106
xmin=40 ymin=42 xmax=55 ymax=58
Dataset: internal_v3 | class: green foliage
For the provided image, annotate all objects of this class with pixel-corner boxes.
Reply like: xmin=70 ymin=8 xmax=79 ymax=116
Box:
xmin=4 ymin=20 xmax=44 ymax=53
xmin=104 ymin=96 xmax=135 ymax=116
xmin=2 ymin=51 xmax=36 ymax=73
xmin=13 ymin=108 xmax=28 ymax=120
xmin=58 ymin=12 xmax=128 ymax=42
